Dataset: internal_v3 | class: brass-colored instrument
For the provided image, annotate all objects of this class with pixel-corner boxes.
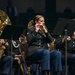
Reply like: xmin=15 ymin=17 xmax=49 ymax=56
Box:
xmin=28 ymin=20 xmax=34 ymax=29
xmin=0 ymin=10 xmax=11 ymax=35
xmin=0 ymin=10 xmax=11 ymax=58
xmin=48 ymin=38 xmax=56 ymax=50
xmin=12 ymin=35 xmax=28 ymax=48
xmin=19 ymin=35 xmax=28 ymax=54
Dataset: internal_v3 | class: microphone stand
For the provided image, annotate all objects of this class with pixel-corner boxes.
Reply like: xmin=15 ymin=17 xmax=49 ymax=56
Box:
xmin=65 ymin=29 xmax=68 ymax=75
xmin=18 ymin=46 xmax=28 ymax=75
xmin=10 ymin=34 xmax=13 ymax=75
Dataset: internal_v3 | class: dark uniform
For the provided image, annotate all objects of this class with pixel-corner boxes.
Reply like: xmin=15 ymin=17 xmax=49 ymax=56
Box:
xmin=55 ymin=36 xmax=75 ymax=75
xmin=8 ymin=39 xmax=28 ymax=75
xmin=26 ymin=28 xmax=62 ymax=75
xmin=0 ymin=40 xmax=14 ymax=75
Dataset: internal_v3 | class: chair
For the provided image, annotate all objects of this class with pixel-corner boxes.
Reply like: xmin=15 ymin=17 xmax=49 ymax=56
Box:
xmin=13 ymin=55 xmax=28 ymax=75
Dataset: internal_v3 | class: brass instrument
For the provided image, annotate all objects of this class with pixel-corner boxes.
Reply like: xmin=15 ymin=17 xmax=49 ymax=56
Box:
xmin=12 ymin=35 xmax=28 ymax=48
xmin=48 ymin=38 xmax=56 ymax=50
xmin=28 ymin=20 xmax=34 ymax=29
xmin=19 ymin=35 xmax=28 ymax=55
xmin=0 ymin=10 xmax=11 ymax=58
xmin=0 ymin=10 xmax=11 ymax=35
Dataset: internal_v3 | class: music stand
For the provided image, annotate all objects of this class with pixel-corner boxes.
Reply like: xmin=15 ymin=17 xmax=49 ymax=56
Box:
xmin=53 ymin=18 xmax=75 ymax=36
xmin=53 ymin=18 xmax=75 ymax=75
xmin=0 ymin=25 xmax=26 ymax=40
xmin=0 ymin=25 xmax=26 ymax=75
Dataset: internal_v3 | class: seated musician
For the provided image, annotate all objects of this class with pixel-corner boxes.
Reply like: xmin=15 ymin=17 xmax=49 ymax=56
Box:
xmin=25 ymin=15 xmax=62 ymax=75
xmin=0 ymin=39 xmax=14 ymax=75
xmin=55 ymin=31 xmax=75 ymax=75
xmin=11 ymin=35 xmax=28 ymax=75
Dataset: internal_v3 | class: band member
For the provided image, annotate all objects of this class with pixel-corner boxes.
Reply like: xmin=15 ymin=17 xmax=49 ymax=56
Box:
xmin=25 ymin=15 xmax=62 ymax=75
xmin=55 ymin=31 xmax=75 ymax=75
xmin=0 ymin=39 xmax=14 ymax=75
xmin=11 ymin=36 xmax=29 ymax=75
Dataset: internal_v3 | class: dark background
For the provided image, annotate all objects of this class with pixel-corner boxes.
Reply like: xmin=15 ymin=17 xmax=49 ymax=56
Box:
xmin=0 ymin=0 xmax=75 ymax=33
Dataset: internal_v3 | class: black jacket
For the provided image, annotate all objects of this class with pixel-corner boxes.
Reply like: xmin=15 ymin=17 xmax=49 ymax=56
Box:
xmin=26 ymin=28 xmax=53 ymax=57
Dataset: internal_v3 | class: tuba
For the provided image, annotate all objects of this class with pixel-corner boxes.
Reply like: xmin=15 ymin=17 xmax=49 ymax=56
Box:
xmin=0 ymin=10 xmax=11 ymax=35
xmin=0 ymin=10 xmax=11 ymax=58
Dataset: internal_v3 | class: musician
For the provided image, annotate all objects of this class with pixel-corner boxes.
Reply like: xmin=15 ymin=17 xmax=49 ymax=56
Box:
xmin=10 ymin=36 xmax=28 ymax=75
xmin=0 ymin=39 xmax=14 ymax=75
xmin=25 ymin=15 xmax=62 ymax=75
xmin=55 ymin=31 xmax=75 ymax=75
